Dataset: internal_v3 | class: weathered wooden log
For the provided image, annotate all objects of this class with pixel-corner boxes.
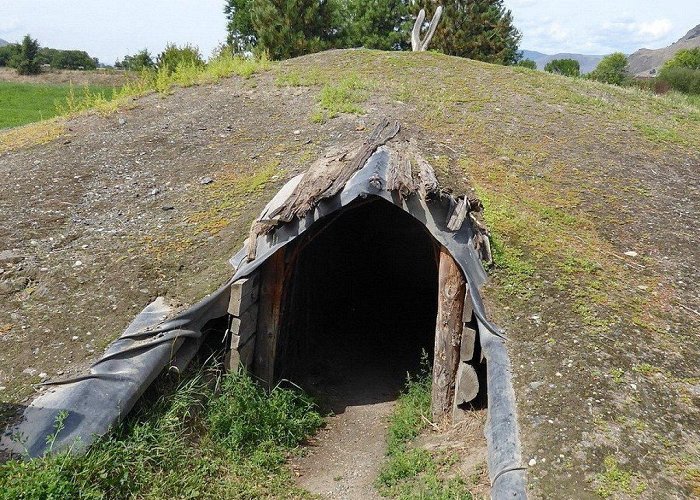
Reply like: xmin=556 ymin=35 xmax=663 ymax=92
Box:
xmin=432 ymin=246 xmax=466 ymax=420
xmin=268 ymin=118 xmax=400 ymax=223
xmin=226 ymin=334 xmax=256 ymax=371
xmin=447 ymin=197 xmax=468 ymax=231
xmin=416 ymin=156 xmax=439 ymax=200
xmin=386 ymin=146 xmax=415 ymax=198
xmin=254 ymin=248 xmax=286 ymax=387
xmin=460 ymin=325 xmax=477 ymax=363
xmin=453 ymin=362 xmax=480 ymax=411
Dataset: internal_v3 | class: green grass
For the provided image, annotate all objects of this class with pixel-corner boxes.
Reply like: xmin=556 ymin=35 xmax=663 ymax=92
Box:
xmin=0 ymin=82 xmax=116 ymax=128
xmin=375 ymin=357 xmax=474 ymax=499
xmin=0 ymin=367 xmax=323 ymax=499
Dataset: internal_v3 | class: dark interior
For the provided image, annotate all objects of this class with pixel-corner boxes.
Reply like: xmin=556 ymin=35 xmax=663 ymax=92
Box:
xmin=275 ymin=198 xmax=439 ymax=414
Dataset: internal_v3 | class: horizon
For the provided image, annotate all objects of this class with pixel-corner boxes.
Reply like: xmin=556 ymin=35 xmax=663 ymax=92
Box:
xmin=0 ymin=1 xmax=698 ymax=64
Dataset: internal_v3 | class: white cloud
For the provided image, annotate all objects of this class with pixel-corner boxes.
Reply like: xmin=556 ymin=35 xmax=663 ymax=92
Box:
xmin=603 ymin=18 xmax=673 ymax=42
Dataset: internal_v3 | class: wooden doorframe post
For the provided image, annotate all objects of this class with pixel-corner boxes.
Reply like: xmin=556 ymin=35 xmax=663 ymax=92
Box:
xmin=431 ymin=246 xmax=466 ymax=420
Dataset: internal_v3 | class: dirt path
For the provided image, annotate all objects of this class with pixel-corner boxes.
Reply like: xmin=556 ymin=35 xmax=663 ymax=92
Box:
xmin=294 ymin=400 xmax=392 ymax=499
xmin=291 ymin=363 xmax=404 ymax=499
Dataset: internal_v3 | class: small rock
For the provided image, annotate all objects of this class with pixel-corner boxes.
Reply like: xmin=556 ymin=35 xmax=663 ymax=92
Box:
xmin=73 ymin=260 xmax=82 ymax=267
xmin=624 ymin=251 xmax=638 ymax=257
xmin=150 ymin=188 xmax=160 ymax=196
xmin=39 ymin=372 xmax=47 ymax=379
xmin=0 ymin=386 xmax=5 ymax=391
xmin=22 ymin=368 xmax=37 ymax=376
xmin=0 ymin=250 xmax=23 ymax=265
xmin=528 ymin=458 xmax=537 ymax=467
xmin=118 ymin=117 xmax=126 ymax=126
xmin=199 ymin=176 xmax=214 ymax=185
xmin=161 ymin=205 xmax=175 ymax=211
xmin=293 ymin=129 xmax=301 ymax=135
xmin=72 ymin=336 xmax=79 ymax=341
xmin=529 ymin=381 xmax=544 ymax=390
xmin=555 ymin=372 xmax=562 ymax=377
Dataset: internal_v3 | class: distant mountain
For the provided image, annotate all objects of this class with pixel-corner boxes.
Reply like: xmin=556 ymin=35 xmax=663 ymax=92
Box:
xmin=521 ymin=50 xmax=605 ymax=74
xmin=0 ymin=39 xmax=9 ymax=47
xmin=628 ymin=24 xmax=700 ymax=77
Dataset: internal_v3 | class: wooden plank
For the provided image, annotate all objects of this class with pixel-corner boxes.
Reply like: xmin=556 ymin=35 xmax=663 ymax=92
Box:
xmin=447 ymin=197 xmax=468 ymax=231
xmin=228 ymin=274 xmax=260 ymax=316
xmin=459 ymin=325 xmax=477 ymax=362
xmin=230 ymin=303 xmax=259 ymax=345
xmin=462 ymin=288 xmax=473 ymax=323
xmin=254 ymin=248 xmax=286 ymax=387
xmin=226 ymin=334 xmax=256 ymax=371
xmin=453 ymin=362 xmax=479 ymax=421
xmin=431 ymin=246 xmax=466 ymax=420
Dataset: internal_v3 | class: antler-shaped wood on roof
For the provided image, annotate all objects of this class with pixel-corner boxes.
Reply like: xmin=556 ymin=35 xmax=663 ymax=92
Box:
xmin=411 ymin=6 xmax=443 ymax=52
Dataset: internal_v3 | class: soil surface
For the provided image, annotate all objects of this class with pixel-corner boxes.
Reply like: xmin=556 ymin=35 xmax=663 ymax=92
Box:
xmin=1 ymin=49 xmax=699 ymax=497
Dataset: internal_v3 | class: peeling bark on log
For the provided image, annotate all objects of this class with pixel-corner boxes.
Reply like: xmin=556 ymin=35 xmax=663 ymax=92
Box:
xmin=432 ymin=247 xmax=466 ymax=420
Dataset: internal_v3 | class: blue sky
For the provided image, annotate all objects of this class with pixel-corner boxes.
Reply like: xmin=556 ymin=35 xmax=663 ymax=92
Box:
xmin=0 ymin=1 xmax=698 ymax=64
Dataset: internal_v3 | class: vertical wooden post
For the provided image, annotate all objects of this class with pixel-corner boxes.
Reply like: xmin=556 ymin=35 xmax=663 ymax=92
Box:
xmin=254 ymin=248 xmax=286 ymax=388
xmin=432 ymin=246 xmax=466 ymax=420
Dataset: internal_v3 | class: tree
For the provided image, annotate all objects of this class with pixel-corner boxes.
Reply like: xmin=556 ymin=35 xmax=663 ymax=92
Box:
xmin=658 ymin=48 xmax=700 ymax=95
xmin=250 ymin=0 xmax=337 ymax=60
xmin=0 ymin=44 xmax=19 ymax=67
xmin=342 ymin=0 xmax=412 ymax=51
xmin=14 ymin=35 xmax=41 ymax=75
xmin=517 ymin=58 xmax=537 ymax=70
xmin=224 ymin=0 xmax=257 ymax=52
xmin=588 ymin=53 xmax=628 ymax=85
xmin=412 ymin=0 xmax=522 ymax=65
xmin=544 ymin=58 xmax=580 ymax=77
xmin=662 ymin=48 xmax=700 ymax=70
xmin=116 ymin=49 xmax=155 ymax=71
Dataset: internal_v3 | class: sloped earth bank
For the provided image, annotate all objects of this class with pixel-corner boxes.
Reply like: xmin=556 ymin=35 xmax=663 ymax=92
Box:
xmin=1 ymin=50 xmax=698 ymax=497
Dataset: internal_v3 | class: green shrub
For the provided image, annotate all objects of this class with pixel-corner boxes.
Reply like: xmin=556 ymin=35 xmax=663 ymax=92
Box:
xmin=589 ymin=52 xmax=628 ymax=85
xmin=517 ymin=59 xmax=537 ymax=70
xmin=545 ymin=58 xmax=580 ymax=77
xmin=156 ymin=43 xmax=205 ymax=75
xmin=658 ymin=66 xmax=700 ymax=95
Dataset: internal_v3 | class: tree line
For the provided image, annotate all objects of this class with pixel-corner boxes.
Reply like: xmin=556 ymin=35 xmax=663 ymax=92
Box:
xmin=0 ymin=35 xmax=98 ymax=74
xmin=224 ymin=0 xmax=523 ymax=65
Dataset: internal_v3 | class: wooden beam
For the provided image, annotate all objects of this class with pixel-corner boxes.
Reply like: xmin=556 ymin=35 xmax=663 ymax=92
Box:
xmin=254 ymin=248 xmax=286 ymax=387
xmin=432 ymin=246 xmax=466 ymax=420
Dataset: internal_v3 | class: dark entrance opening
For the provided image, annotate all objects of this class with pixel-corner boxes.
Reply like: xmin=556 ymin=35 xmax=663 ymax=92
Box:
xmin=275 ymin=198 xmax=439 ymax=413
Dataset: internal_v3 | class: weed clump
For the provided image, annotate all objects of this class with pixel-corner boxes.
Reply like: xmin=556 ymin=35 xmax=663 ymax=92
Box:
xmin=375 ymin=357 xmax=475 ymax=499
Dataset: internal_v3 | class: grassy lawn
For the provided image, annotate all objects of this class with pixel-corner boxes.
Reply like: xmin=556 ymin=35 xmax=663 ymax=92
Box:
xmin=0 ymin=82 xmax=116 ymax=129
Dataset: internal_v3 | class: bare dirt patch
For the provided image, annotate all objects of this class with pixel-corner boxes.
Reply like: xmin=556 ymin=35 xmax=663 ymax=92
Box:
xmin=0 ymin=67 xmax=129 ymax=87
